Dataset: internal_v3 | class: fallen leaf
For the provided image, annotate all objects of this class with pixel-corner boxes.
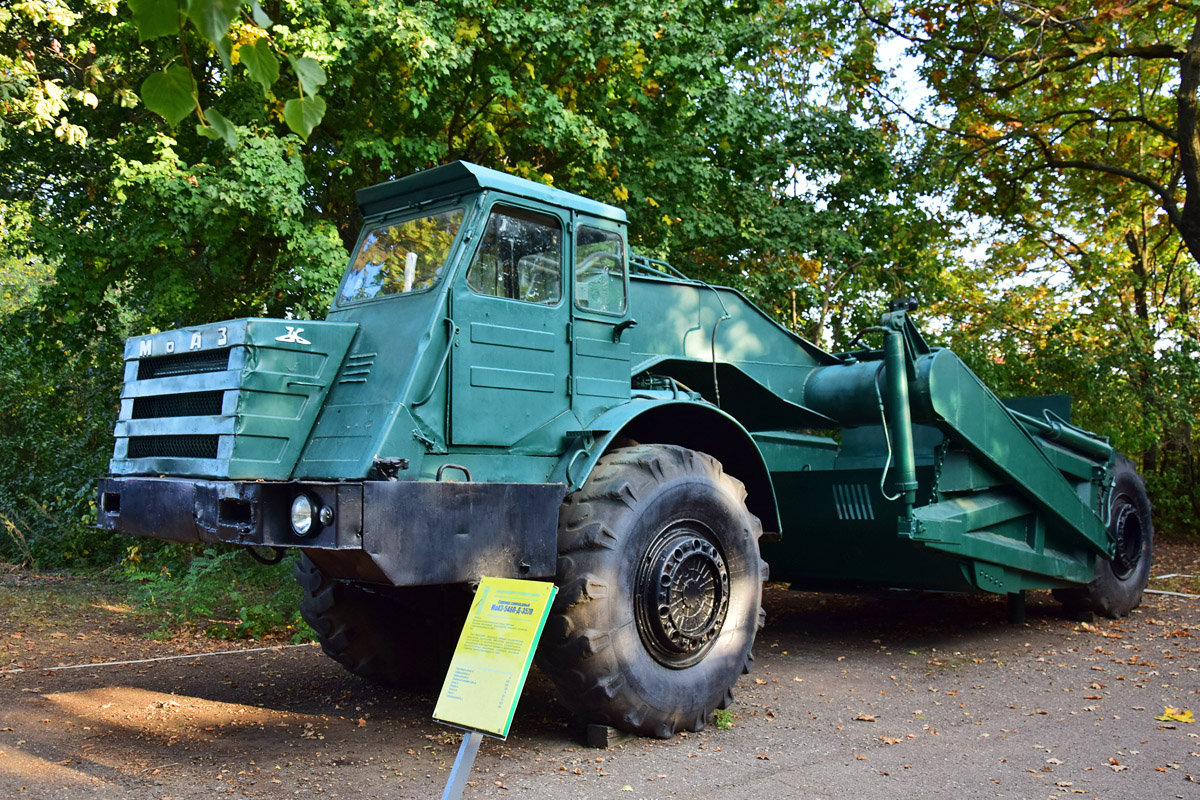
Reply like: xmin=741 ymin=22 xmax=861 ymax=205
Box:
xmin=1155 ymin=707 xmax=1195 ymax=724
xmin=881 ymin=736 xmax=902 ymax=745
xmin=854 ymin=714 xmax=876 ymax=722
xmin=855 ymin=754 xmax=867 ymax=760
xmin=1109 ymin=764 xmax=1128 ymax=772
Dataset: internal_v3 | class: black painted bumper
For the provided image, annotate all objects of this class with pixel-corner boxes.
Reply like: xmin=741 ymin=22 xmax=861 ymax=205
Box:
xmin=97 ymin=477 xmax=565 ymax=586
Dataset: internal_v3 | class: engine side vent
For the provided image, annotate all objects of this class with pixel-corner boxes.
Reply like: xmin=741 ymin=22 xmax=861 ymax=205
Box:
xmin=338 ymin=351 xmax=376 ymax=384
xmin=832 ymin=483 xmax=875 ymax=521
xmin=132 ymin=391 xmax=224 ymax=419
xmin=137 ymin=349 xmax=230 ymax=380
xmin=127 ymin=435 xmax=219 ymax=460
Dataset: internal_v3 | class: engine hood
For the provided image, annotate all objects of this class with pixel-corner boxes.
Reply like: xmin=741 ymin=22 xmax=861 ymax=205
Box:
xmin=109 ymin=318 xmax=358 ymax=479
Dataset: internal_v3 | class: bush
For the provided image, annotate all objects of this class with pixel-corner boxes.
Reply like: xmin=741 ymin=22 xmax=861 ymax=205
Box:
xmin=121 ymin=544 xmax=313 ymax=642
xmin=0 ymin=308 xmax=129 ymax=568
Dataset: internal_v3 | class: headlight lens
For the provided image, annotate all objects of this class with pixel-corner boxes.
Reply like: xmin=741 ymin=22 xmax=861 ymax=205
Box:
xmin=290 ymin=494 xmax=314 ymax=536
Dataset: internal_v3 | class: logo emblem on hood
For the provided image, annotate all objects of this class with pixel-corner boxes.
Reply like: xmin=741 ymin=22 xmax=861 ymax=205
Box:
xmin=275 ymin=326 xmax=312 ymax=345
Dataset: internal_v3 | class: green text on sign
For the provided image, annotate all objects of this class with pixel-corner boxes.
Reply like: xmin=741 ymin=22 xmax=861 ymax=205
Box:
xmin=433 ymin=577 xmax=557 ymax=739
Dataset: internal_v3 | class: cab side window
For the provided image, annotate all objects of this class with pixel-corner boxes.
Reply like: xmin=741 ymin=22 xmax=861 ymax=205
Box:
xmin=466 ymin=206 xmax=562 ymax=304
xmin=574 ymin=226 xmax=627 ymax=314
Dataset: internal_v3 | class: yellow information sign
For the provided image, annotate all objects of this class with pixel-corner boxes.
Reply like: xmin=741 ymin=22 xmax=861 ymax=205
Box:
xmin=433 ymin=577 xmax=557 ymax=739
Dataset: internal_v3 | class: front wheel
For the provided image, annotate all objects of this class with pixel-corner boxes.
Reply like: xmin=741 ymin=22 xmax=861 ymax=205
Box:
xmin=296 ymin=554 xmax=468 ymax=688
xmin=536 ymin=445 xmax=767 ymax=738
xmin=1054 ymin=456 xmax=1154 ymax=618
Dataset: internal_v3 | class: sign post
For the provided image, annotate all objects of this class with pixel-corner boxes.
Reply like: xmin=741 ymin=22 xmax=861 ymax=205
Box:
xmin=434 ymin=577 xmax=557 ymax=800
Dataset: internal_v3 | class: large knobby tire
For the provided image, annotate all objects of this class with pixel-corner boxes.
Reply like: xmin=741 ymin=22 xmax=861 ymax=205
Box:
xmin=296 ymin=554 xmax=467 ymax=688
xmin=1053 ymin=456 xmax=1154 ymax=618
xmin=536 ymin=445 xmax=767 ymax=738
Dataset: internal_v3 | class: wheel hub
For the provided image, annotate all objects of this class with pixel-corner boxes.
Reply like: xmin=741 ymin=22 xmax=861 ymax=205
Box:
xmin=1111 ymin=500 xmax=1143 ymax=579
xmin=636 ymin=527 xmax=730 ymax=668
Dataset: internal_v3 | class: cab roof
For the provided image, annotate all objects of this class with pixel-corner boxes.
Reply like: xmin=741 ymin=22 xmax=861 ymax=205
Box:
xmin=356 ymin=161 xmax=627 ymax=224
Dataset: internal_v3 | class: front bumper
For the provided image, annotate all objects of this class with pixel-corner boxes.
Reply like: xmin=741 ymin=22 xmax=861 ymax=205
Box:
xmin=97 ymin=477 xmax=565 ymax=586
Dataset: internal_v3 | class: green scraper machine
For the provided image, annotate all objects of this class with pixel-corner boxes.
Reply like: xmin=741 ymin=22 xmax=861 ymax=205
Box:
xmin=98 ymin=162 xmax=1153 ymax=737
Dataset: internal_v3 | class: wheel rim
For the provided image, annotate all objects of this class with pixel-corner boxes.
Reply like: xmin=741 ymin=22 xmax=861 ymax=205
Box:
xmin=1110 ymin=497 xmax=1144 ymax=580
xmin=635 ymin=524 xmax=730 ymax=669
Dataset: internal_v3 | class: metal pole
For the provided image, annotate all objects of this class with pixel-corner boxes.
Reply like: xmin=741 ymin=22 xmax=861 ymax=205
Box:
xmin=440 ymin=730 xmax=484 ymax=800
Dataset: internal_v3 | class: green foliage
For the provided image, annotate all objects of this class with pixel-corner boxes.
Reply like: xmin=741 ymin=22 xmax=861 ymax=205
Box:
xmin=283 ymin=94 xmax=325 ymax=138
xmin=0 ymin=310 xmax=126 ymax=568
xmin=240 ymin=38 xmax=279 ymax=94
xmin=713 ymin=707 xmax=735 ymax=730
xmin=121 ymin=545 xmax=313 ymax=641
xmin=0 ymin=202 xmax=52 ymax=315
xmin=127 ymin=0 xmax=179 ymax=42
xmin=123 ymin=0 xmax=327 ymax=139
xmin=196 ymin=106 xmax=238 ymax=148
xmin=0 ymin=0 xmax=103 ymax=148
xmin=142 ymin=64 xmax=198 ymax=125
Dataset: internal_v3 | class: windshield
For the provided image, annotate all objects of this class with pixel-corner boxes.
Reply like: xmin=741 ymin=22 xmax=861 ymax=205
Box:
xmin=338 ymin=208 xmax=465 ymax=303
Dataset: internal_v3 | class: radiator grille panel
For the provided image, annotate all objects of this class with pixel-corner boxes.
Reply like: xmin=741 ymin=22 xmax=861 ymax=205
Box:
xmin=131 ymin=391 xmax=224 ymax=419
xmin=137 ymin=349 xmax=230 ymax=380
xmin=127 ymin=435 xmax=219 ymax=460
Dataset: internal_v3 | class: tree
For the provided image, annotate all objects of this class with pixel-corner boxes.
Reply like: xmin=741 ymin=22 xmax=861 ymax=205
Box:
xmin=2 ymin=0 xmax=940 ymax=563
xmin=836 ymin=0 xmax=1200 ymax=530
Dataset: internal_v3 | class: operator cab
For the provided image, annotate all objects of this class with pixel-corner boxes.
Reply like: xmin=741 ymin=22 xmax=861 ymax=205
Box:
xmin=322 ymin=161 xmax=634 ymax=462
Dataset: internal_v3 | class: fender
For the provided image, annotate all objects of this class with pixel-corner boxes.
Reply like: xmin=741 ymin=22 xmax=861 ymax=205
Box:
xmin=550 ymin=398 xmax=781 ymax=535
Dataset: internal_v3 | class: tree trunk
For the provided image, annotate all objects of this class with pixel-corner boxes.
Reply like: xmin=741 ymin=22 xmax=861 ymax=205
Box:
xmin=1175 ymin=18 xmax=1200 ymax=264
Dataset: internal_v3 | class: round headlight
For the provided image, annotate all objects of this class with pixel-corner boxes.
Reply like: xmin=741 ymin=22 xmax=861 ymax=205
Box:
xmin=291 ymin=494 xmax=314 ymax=536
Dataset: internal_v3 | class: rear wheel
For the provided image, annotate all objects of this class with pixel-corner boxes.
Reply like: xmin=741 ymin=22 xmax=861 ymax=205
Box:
xmin=1054 ymin=457 xmax=1154 ymax=618
xmin=296 ymin=554 xmax=468 ymax=688
xmin=536 ymin=445 xmax=767 ymax=738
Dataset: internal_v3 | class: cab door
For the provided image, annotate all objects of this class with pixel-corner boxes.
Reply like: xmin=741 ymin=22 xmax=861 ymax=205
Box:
xmin=570 ymin=217 xmax=633 ymax=422
xmin=449 ymin=202 xmax=571 ymax=447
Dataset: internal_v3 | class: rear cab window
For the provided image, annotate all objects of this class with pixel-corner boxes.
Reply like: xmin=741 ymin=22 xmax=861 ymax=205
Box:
xmin=574 ymin=225 xmax=627 ymax=315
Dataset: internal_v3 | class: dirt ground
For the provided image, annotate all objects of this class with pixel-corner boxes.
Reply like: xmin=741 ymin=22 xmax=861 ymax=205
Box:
xmin=1 ymin=542 xmax=1198 ymax=800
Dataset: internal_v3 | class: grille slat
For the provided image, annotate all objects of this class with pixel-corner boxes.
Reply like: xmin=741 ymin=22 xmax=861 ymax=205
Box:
xmin=132 ymin=391 xmax=224 ymax=419
xmin=127 ymin=435 xmax=219 ymax=460
xmin=137 ymin=349 xmax=230 ymax=380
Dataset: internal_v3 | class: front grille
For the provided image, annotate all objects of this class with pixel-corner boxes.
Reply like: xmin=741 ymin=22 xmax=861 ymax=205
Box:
xmin=131 ymin=391 xmax=224 ymax=419
xmin=127 ymin=435 xmax=220 ymax=460
xmin=137 ymin=349 xmax=230 ymax=380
